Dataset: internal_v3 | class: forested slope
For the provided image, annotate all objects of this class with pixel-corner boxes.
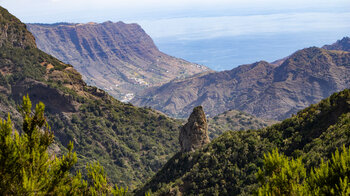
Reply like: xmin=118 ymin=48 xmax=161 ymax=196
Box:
xmin=0 ymin=6 xmax=181 ymax=188
xmin=136 ymin=89 xmax=350 ymax=195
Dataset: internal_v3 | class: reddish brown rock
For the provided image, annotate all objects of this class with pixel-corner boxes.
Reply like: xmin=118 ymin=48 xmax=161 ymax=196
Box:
xmin=179 ymin=106 xmax=210 ymax=152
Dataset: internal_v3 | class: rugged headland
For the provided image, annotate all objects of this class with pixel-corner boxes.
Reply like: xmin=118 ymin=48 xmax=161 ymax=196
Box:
xmin=27 ymin=22 xmax=210 ymax=101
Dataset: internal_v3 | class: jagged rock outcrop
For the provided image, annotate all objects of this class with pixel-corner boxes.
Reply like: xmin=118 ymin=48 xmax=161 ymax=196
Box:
xmin=179 ymin=106 xmax=210 ymax=152
xmin=26 ymin=22 xmax=210 ymax=101
xmin=135 ymin=89 xmax=350 ymax=195
xmin=322 ymin=37 xmax=350 ymax=51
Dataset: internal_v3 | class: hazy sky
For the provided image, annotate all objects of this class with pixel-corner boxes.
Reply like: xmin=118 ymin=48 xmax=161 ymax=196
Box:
xmin=1 ymin=0 xmax=349 ymax=23
xmin=1 ymin=0 xmax=349 ymax=70
xmin=2 ymin=0 xmax=349 ymax=40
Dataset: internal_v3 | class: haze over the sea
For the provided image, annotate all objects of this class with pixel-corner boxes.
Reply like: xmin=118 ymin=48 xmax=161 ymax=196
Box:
xmin=2 ymin=0 xmax=349 ymax=70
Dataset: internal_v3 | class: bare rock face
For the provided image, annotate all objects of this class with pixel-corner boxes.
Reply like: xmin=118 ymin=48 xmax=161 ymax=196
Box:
xmin=26 ymin=22 xmax=210 ymax=101
xmin=179 ymin=106 xmax=210 ymax=152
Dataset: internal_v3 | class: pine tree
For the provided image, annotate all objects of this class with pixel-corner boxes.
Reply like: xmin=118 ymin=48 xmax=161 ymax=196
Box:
xmin=256 ymin=149 xmax=307 ymax=196
xmin=0 ymin=95 xmax=129 ymax=195
xmin=257 ymin=146 xmax=350 ymax=196
xmin=307 ymin=145 xmax=350 ymax=195
xmin=0 ymin=95 xmax=84 ymax=194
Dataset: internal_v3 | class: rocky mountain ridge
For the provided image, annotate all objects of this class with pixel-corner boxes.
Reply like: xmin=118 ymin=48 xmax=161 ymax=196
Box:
xmin=27 ymin=22 xmax=210 ymax=101
xmin=132 ymin=41 xmax=350 ymax=120
xmin=322 ymin=36 xmax=350 ymax=51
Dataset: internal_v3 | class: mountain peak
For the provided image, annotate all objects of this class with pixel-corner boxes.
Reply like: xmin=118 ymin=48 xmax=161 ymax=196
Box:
xmin=340 ymin=36 xmax=350 ymax=42
xmin=322 ymin=36 xmax=350 ymax=52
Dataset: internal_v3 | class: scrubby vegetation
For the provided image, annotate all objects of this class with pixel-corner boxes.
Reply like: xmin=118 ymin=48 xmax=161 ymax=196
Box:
xmin=45 ymin=97 xmax=181 ymax=187
xmin=208 ymin=110 xmax=276 ymax=139
xmin=136 ymin=89 xmax=350 ymax=195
